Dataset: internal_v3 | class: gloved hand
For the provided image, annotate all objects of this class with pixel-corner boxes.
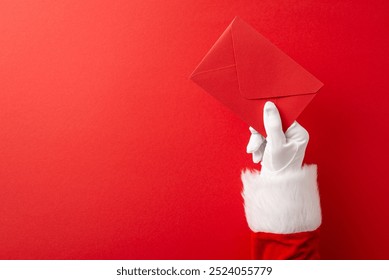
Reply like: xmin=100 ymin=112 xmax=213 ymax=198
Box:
xmin=246 ymin=101 xmax=309 ymax=175
xmin=242 ymin=101 xmax=321 ymax=237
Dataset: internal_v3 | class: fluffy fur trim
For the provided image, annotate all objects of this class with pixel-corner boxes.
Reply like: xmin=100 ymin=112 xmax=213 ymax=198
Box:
xmin=241 ymin=165 xmax=321 ymax=234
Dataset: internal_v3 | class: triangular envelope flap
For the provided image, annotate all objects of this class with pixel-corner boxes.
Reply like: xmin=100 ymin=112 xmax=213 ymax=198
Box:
xmin=190 ymin=21 xmax=236 ymax=79
xmin=230 ymin=17 xmax=323 ymax=99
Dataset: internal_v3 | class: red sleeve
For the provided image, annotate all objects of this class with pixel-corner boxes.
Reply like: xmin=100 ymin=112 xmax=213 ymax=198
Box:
xmin=242 ymin=165 xmax=321 ymax=260
xmin=251 ymin=229 xmax=320 ymax=260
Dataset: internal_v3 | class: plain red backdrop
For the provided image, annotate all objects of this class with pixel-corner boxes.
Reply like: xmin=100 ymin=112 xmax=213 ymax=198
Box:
xmin=0 ymin=0 xmax=388 ymax=259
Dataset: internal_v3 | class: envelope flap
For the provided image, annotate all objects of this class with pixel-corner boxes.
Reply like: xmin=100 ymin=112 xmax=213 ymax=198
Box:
xmin=230 ymin=17 xmax=323 ymax=99
xmin=190 ymin=21 xmax=236 ymax=79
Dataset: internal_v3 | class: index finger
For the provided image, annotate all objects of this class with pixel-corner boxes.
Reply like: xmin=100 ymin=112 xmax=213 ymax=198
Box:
xmin=263 ymin=101 xmax=286 ymax=146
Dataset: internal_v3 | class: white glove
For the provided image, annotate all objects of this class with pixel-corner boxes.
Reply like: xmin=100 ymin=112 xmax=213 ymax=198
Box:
xmin=242 ymin=101 xmax=321 ymax=234
xmin=247 ymin=101 xmax=309 ymax=175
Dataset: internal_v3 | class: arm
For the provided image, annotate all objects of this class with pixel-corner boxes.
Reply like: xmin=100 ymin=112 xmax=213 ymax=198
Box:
xmin=241 ymin=102 xmax=322 ymax=260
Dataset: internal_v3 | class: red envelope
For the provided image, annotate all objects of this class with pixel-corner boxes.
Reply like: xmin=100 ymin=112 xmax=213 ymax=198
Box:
xmin=189 ymin=17 xmax=323 ymax=136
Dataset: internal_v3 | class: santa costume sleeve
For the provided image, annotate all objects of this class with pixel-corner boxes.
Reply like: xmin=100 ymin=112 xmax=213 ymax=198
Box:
xmin=241 ymin=164 xmax=322 ymax=260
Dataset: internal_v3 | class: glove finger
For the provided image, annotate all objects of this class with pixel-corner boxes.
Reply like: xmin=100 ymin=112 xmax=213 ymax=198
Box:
xmin=263 ymin=101 xmax=285 ymax=146
xmin=252 ymin=148 xmax=263 ymax=164
xmin=251 ymin=141 xmax=266 ymax=163
xmin=246 ymin=131 xmax=265 ymax=153
xmin=249 ymin=126 xmax=259 ymax=134
xmin=285 ymin=121 xmax=309 ymax=143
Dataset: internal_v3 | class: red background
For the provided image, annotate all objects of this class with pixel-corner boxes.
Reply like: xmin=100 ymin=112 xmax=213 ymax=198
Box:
xmin=0 ymin=0 xmax=388 ymax=259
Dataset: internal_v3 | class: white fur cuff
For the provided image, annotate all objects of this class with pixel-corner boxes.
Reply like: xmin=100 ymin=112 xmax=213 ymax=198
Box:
xmin=241 ymin=165 xmax=321 ymax=234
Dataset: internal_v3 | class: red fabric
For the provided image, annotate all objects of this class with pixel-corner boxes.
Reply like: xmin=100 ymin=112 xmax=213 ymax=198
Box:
xmin=251 ymin=229 xmax=320 ymax=260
